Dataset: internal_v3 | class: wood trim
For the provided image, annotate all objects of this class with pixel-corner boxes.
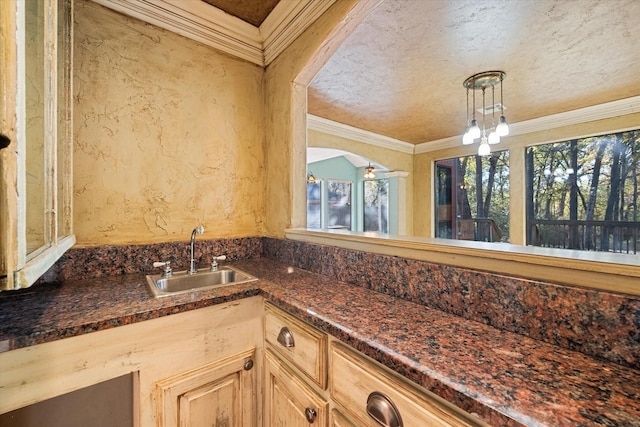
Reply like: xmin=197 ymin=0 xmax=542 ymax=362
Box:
xmin=0 ymin=0 xmax=20 ymax=279
xmin=285 ymin=228 xmax=640 ymax=296
xmin=13 ymin=234 xmax=75 ymax=287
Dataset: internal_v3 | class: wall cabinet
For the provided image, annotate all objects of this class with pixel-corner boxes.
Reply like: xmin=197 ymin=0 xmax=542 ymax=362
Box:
xmin=0 ymin=0 xmax=75 ymax=290
xmin=156 ymin=348 xmax=257 ymax=427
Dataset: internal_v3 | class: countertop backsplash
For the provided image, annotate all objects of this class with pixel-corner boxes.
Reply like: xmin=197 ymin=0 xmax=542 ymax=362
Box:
xmin=262 ymin=238 xmax=640 ymax=371
xmin=32 ymin=236 xmax=640 ymax=371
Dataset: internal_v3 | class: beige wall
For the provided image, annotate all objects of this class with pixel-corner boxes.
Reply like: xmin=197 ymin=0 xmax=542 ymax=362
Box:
xmin=263 ymin=0 xmax=380 ymax=237
xmin=73 ymin=0 xmax=265 ymax=246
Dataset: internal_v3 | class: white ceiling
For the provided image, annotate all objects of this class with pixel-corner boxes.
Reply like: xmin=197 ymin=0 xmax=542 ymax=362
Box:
xmin=307 ymin=0 xmax=640 ymax=144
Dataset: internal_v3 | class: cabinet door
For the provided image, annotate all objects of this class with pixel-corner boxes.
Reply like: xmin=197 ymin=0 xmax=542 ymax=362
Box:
xmin=0 ymin=0 xmax=75 ymax=290
xmin=156 ymin=348 xmax=257 ymax=427
xmin=264 ymin=350 xmax=328 ymax=427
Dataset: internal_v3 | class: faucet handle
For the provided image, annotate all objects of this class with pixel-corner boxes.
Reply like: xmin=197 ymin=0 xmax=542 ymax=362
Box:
xmin=210 ymin=255 xmax=226 ymax=271
xmin=153 ymin=261 xmax=173 ymax=277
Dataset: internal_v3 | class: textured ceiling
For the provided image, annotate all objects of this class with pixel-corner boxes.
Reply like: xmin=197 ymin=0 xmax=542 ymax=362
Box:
xmin=201 ymin=0 xmax=280 ymax=26
xmin=308 ymin=0 xmax=640 ymax=144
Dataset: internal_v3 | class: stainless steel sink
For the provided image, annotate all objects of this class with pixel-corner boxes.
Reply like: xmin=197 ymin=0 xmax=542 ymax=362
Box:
xmin=146 ymin=266 xmax=257 ymax=298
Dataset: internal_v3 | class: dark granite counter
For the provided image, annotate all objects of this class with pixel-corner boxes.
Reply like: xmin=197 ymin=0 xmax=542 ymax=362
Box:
xmin=1 ymin=258 xmax=638 ymax=426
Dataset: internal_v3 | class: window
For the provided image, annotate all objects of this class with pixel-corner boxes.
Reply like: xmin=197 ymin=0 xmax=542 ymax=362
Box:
xmin=363 ymin=179 xmax=389 ymax=233
xmin=435 ymin=151 xmax=510 ymax=242
xmin=306 ymin=181 xmax=321 ymax=229
xmin=526 ymin=130 xmax=639 ymax=253
xmin=327 ymin=180 xmax=352 ymax=230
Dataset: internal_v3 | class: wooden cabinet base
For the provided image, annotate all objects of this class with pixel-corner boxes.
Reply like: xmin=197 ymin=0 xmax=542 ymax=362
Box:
xmin=155 ymin=348 xmax=257 ymax=427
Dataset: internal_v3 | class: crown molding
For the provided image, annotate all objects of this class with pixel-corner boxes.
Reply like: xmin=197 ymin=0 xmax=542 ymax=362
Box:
xmin=261 ymin=0 xmax=337 ymax=66
xmin=92 ymin=0 xmax=335 ymax=67
xmin=307 ymin=114 xmax=415 ymax=154
xmin=415 ymin=95 xmax=640 ymax=154
xmin=385 ymin=171 xmax=410 ymax=178
xmin=93 ymin=0 xmax=263 ymax=65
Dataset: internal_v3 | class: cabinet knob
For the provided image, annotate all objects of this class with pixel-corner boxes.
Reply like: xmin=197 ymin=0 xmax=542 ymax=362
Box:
xmin=366 ymin=392 xmax=403 ymax=427
xmin=243 ymin=358 xmax=254 ymax=371
xmin=277 ymin=326 xmax=295 ymax=348
xmin=305 ymin=407 xmax=317 ymax=423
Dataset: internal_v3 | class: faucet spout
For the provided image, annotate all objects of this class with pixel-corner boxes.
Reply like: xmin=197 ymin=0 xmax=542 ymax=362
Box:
xmin=189 ymin=225 xmax=205 ymax=274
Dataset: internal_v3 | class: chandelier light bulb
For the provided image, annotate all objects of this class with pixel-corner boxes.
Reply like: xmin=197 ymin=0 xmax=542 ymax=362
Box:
xmin=469 ymin=119 xmax=481 ymax=139
xmin=478 ymin=139 xmax=491 ymax=156
xmin=463 ymin=130 xmax=474 ymax=145
xmin=496 ymin=115 xmax=509 ymax=136
xmin=488 ymin=131 xmax=500 ymax=145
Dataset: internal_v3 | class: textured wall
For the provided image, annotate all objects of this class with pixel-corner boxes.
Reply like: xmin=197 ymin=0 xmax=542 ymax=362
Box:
xmin=73 ymin=0 xmax=265 ymax=246
xmin=263 ymin=0 xmax=376 ymax=237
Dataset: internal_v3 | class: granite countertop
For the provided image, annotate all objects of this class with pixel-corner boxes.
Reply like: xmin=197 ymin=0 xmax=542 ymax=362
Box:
xmin=0 ymin=258 xmax=638 ymax=426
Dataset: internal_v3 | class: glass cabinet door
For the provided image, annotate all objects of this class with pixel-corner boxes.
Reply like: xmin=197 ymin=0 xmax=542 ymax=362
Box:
xmin=0 ymin=0 xmax=75 ymax=290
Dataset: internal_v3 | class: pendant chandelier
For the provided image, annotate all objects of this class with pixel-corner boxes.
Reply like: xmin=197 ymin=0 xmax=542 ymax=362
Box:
xmin=364 ymin=163 xmax=376 ymax=179
xmin=462 ymin=71 xmax=509 ymax=155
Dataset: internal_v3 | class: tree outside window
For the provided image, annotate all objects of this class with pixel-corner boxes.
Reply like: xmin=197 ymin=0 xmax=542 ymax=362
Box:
xmin=363 ymin=179 xmax=389 ymax=233
xmin=526 ymin=129 xmax=639 ymax=253
xmin=435 ymin=151 xmax=510 ymax=242
xmin=306 ymin=181 xmax=321 ymax=229
xmin=327 ymin=180 xmax=352 ymax=229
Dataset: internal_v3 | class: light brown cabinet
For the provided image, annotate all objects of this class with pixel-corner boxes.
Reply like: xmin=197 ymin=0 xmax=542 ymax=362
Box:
xmin=155 ymin=348 xmax=257 ymax=427
xmin=0 ymin=0 xmax=75 ymax=290
xmin=263 ymin=302 xmax=487 ymax=427
xmin=264 ymin=350 xmax=328 ymax=426
xmin=330 ymin=342 xmax=487 ymax=427
xmin=329 ymin=409 xmax=358 ymax=427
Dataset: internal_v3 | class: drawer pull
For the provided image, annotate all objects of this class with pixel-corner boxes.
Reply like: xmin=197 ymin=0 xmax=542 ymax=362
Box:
xmin=366 ymin=392 xmax=403 ymax=427
xmin=277 ymin=326 xmax=295 ymax=348
xmin=305 ymin=407 xmax=317 ymax=423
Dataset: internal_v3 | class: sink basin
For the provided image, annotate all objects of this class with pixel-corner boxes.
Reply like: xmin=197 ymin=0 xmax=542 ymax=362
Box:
xmin=146 ymin=266 xmax=257 ymax=298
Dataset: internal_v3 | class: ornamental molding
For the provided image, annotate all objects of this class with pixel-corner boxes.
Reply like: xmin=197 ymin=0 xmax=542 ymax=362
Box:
xmin=307 ymin=114 xmax=415 ymax=154
xmin=92 ymin=0 xmax=336 ymax=66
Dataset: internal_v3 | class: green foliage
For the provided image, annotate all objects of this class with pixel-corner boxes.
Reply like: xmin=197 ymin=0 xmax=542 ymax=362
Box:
xmin=528 ymin=130 xmax=640 ymax=221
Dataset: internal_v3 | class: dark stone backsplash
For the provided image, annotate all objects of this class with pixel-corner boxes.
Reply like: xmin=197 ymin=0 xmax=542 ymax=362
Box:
xmin=40 ymin=237 xmax=263 ymax=283
xmin=262 ymin=237 xmax=640 ymax=370
xmin=40 ymin=236 xmax=639 ymax=370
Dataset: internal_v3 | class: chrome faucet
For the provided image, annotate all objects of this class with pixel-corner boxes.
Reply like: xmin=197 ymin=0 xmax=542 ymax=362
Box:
xmin=189 ymin=225 xmax=204 ymax=274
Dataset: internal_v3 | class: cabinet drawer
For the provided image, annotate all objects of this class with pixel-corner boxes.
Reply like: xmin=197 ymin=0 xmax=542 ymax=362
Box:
xmin=264 ymin=303 xmax=327 ymax=388
xmin=330 ymin=343 xmax=487 ymax=427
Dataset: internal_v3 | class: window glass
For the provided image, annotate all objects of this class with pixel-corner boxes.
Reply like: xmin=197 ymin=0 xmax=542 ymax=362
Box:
xmin=306 ymin=181 xmax=321 ymax=229
xmin=435 ymin=151 xmax=510 ymax=242
xmin=526 ymin=130 xmax=639 ymax=253
xmin=327 ymin=180 xmax=352 ymax=230
xmin=364 ymin=179 xmax=389 ymax=233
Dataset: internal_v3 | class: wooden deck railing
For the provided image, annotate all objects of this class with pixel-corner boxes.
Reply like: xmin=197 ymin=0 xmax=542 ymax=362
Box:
xmin=529 ymin=219 xmax=639 ymax=254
